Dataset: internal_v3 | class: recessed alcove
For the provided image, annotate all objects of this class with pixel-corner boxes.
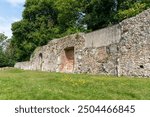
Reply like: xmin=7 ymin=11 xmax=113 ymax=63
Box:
xmin=39 ymin=53 xmax=43 ymax=69
xmin=60 ymin=47 xmax=74 ymax=72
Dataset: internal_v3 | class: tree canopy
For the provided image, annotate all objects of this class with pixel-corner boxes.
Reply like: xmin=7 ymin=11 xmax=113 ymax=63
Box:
xmin=10 ymin=0 xmax=150 ymax=62
xmin=0 ymin=33 xmax=7 ymax=42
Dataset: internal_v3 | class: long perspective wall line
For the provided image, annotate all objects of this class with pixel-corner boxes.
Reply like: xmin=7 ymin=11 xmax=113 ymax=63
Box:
xmin=15 ymin=9 xmax=150 ymax=77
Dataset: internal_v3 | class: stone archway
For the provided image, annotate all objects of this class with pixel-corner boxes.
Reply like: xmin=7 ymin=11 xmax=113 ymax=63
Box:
xmin=60 ymin=47 xmax=74 ymax=73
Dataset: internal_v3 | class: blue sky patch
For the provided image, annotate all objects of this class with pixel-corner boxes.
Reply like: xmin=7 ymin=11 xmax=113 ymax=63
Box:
xmin=0 ymin=0 xmax=25 ymax=38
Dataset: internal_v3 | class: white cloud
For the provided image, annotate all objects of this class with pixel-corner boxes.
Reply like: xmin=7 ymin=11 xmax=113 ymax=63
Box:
xmin=6 ymin=0 xmax=25 ymax=6
xmin=0 ymin=23 xmax=12 ymax=38
xmin=0 ymin=17 xmax=22 ymax=38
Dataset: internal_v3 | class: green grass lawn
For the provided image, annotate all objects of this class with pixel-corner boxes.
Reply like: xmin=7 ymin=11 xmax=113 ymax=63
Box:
xmin=0 ymin=68 xmax=150 ymax=100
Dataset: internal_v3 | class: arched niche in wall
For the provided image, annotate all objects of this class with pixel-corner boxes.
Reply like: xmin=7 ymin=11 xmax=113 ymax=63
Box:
xmin=60 ymin=47 xmax=74 ymax=73
xmin=39 ymin=53 xmax=43 ymax=70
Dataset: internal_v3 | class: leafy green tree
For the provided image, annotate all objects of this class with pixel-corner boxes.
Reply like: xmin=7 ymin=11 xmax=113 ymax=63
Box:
xmin=0 ymin=33 xmax=14 ymax=67
xmin=0 ymin=33 xmax=7 ymax=42
xmin=115 ymin=0 xmax=148 ymax=21
xmin=0 ymin=47 xmax=6 ymax=67
xmin=11 ymin=0 xmax=58 ymax=61
xmin=81 ymin=0 xmax=117 ymax=30
xmin=82 ymin=0 xmax=149 ymax=30
xmin=54 ymin=0 xmax=85 ymax=35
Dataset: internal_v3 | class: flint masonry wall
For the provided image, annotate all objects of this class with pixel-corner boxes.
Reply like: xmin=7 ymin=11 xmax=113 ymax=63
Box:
xmin=15 ymin=9 xmax=150 ymax=77
xmin=15 ymin=25 xmax=120 ymax=74
xmin=76 ymin=25 xmax=121 ymax=74
xmin=118 ymin=9 xmax=150 ymax=77
xmin=15 ymin=34 xmax=85 ymax=73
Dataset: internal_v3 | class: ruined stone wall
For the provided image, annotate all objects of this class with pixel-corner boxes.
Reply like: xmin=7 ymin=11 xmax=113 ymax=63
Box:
xmin=14 ymin=25 xmax=121 ymax=75
xmin=75 ymin=44 xmax=119 ymax=75
xmin=15 ymin=8 xmax=150 ymax=77
xmin=15 ymin=33 xmax=85 ymax=73
xmin=118 ymin=9 xmax=150 ymax=77
xmin=15 ymin=61 xmax=32 ymax=70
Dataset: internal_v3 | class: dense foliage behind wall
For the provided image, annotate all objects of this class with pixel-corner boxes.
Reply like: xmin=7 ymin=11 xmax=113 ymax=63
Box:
xmin=11 ymin=0 xmax=150 ymax=62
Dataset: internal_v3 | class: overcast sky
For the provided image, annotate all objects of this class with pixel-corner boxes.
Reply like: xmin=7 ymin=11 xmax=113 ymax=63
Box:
xmin=0 ymin=0 xmax=25 ymax=38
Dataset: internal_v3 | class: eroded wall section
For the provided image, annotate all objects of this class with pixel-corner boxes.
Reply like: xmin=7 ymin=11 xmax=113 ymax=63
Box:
xmin=15 ymin=9 xmax=150 ymax=77
xmin=15 ymin=33 xmax=85 ymax=73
